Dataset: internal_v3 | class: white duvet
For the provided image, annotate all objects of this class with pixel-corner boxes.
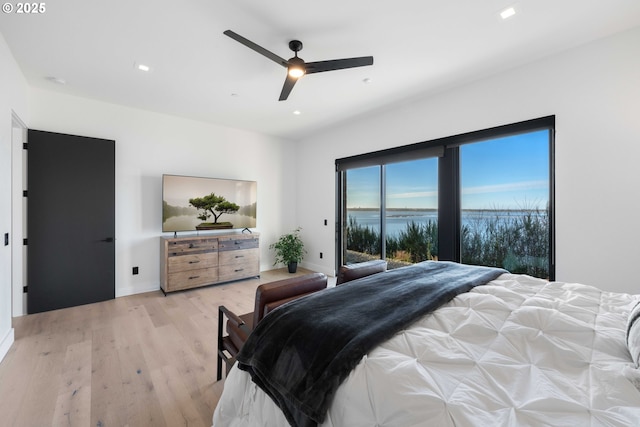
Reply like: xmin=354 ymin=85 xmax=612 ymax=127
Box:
xmin=213 ymin=273 xmax=640 ymax=426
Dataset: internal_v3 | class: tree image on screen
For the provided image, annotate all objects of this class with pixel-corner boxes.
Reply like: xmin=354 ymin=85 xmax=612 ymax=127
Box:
xmin=189 ymin=193 xmax=240 ymax=230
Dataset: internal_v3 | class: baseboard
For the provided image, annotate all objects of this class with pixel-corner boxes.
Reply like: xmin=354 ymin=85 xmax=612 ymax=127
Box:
xmin=0 ymin=327 xmax=15 ymax=363
xmin=116 ymin=282 xmax=161 ymax=298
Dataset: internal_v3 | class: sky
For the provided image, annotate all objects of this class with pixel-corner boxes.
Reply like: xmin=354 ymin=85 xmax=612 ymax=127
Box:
xmin=346 ymin=129 xmax=549 ymax=210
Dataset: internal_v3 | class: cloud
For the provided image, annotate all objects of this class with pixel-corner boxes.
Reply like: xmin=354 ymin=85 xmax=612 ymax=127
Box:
xmin=387 ymin=190 xmax=438 ymax=199
xmin=387 ymin=180 xmax=546 ymax=199
xmin=462 ymin=180 xmax=547 ymax=195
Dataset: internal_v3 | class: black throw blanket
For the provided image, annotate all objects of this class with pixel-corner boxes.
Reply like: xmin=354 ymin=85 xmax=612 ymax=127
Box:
xmin=237 ymin=261 xmax=507 ymax=427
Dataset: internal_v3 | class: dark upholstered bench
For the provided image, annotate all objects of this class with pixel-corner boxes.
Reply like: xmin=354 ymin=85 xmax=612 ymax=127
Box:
xmin=336 ymin=259 xmax=387 ymax=285
xmin=217 ymin=272 xmax=328 ymax=380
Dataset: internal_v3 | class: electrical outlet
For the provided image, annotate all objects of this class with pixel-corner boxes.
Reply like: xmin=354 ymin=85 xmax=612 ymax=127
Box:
xmin=132 ymin=266 xmax=139 ymax=275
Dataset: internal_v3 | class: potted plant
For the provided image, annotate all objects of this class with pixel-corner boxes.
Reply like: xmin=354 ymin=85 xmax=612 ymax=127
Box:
xmin=270 ymin=227 xmax=306 ymax=273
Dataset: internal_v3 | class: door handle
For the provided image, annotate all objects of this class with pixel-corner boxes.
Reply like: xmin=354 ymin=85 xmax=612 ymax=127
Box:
xmin=100 ymin=237 xmax=115 ymax=243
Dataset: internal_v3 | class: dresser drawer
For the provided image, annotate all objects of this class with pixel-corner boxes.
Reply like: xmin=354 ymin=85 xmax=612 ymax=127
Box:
xmin=219 ymin=248 xmax=259 ymax=266
xmin=218 ymin=236 xmax=259 ymax=251
xmin=218 ymin=261 xmax=260 ymax=283
xmin=167 ymin=252 xmax=218 ymax=273
xmin=167 ymin=267 xmax=219 ymax=291
xmin=167 ymin=238 xmax=218 ymax=256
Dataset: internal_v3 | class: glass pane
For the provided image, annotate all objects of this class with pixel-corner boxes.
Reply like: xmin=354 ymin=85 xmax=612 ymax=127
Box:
xmin=344 ymin=166 xmax=381 ymax=264
xmin=385 ymin=158 xmax=438 ymax=269
xmin=460 ymin=130 xmax=550 ymax=278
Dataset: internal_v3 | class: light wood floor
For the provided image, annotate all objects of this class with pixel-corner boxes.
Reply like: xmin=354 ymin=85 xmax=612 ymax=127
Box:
xmin=0 ymin=268 xmax=323 ymax=427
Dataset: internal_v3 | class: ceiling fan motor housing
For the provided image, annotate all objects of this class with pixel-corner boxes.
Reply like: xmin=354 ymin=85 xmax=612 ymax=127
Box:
xmin=289 ymin=40 xmax=303 ymax=53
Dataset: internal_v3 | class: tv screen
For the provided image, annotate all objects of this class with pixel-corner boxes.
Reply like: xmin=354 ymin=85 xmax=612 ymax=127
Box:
xmin=162 ymin=174 xmax=257 ymax=233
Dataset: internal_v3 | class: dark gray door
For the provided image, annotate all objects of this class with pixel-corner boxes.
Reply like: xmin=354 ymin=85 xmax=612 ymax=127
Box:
xmin=27 ymin=130 xmax=115 ymax=314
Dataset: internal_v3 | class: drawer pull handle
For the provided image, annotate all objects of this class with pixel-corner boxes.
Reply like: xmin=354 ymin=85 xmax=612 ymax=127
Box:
xmin=189 ymin=275 xmax=200 ymax=280
xmin=235 ymin=255 xmax=244 ymax=259
xmin=189 ymin=260 xmax=200 ymax=264
xmin=234 ymin=268 xmax=244 ymax=272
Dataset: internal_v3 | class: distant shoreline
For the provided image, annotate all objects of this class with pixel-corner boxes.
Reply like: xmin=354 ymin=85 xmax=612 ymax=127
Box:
xmin=348 ymin=207 xmax=436 ymax=212
xmin=347 ymin=207 xmax=543 ymax=212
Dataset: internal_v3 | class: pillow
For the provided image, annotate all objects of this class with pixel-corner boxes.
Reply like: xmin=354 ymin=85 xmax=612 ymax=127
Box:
xmin=627 ymin=300 xmax=640 ymax=367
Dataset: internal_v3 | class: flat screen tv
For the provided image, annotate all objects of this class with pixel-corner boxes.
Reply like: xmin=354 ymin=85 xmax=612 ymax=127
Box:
xmin=162 ymin=174 xmax=257 ymax=233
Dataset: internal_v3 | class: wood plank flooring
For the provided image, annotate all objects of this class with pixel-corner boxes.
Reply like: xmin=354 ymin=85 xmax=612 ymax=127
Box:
xmin=0 ymin=268 xmax=323 ymax=427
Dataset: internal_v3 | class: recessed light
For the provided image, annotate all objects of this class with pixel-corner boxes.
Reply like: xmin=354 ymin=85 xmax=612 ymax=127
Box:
xmin=363 ymin=78 xmax=372 ymax=84
xmin=134 ymin=62 xmax=152 ymax=72
xmin=45 ymin=76 xmax=66 ymax=85
xmin=500 ymin=7 xmax=516 ymax=20
xmin=293 ymin=110 xmax=301 ymax=115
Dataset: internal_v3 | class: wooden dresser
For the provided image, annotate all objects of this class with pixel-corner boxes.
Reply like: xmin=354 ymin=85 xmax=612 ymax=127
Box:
xmin=160 ymin=232 xmax=259 ymax=293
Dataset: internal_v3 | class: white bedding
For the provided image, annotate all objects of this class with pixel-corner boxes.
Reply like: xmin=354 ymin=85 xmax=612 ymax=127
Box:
xmin=213 ymin=273 xmax=640 ymax=426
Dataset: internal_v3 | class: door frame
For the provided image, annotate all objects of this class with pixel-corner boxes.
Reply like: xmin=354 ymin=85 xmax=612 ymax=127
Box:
xmin=11 ymin=111 xmax=27 ymax=317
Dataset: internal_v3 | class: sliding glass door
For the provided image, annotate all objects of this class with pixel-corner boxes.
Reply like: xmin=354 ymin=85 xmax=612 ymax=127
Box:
xmin=341 ymin=158 xmax=439 ymax=269
xmin=343 ymin=166 xmax=381 ymax=263
xmin=384 ymin=158 xmax=438 ymax=267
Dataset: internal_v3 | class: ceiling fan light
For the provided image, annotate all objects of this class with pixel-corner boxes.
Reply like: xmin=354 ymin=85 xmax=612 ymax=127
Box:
xmin=288 ymin=67 xmax=305 ymax=78
xmin=287 ymin=56 xmax=306 ymax=78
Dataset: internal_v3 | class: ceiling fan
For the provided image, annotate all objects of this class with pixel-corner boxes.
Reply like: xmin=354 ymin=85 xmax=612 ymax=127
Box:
xmin=223 ymin=30 xmax=374 ymax=101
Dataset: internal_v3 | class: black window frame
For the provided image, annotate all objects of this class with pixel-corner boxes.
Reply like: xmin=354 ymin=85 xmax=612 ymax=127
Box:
xmin=335 ymin=115 xmax=556 ymax=280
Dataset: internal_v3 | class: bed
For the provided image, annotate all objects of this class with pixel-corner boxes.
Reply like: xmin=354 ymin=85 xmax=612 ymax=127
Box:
xmin=213 ymin=261 xmax=640 ymax=427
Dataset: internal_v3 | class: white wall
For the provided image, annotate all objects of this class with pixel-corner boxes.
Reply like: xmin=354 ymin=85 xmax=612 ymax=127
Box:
xmin=296 ymin=26 xmax=640 ymax=294
xmin=20 ymin=88 xmax=297 ymax=313
xmin=0 ymin=33 xmax=28 ymax=361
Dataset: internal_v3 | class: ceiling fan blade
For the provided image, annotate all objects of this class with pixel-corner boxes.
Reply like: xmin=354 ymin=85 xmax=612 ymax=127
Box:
xmin=279 ymin=74 xmax=299 ymax=101
xmin=223 ymin=30 xmax=289 ymax=67
xmin=305 ymin=56 xmax=374 ymax=74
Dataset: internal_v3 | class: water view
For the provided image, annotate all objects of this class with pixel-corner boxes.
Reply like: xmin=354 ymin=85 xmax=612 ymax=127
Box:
xmin=347 ymin=208 xmax=546 ymax=238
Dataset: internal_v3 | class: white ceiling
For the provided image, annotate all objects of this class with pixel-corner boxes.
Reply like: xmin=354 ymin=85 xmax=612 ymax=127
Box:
xmin=2 ymin=0 xmax=640 ymax=140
